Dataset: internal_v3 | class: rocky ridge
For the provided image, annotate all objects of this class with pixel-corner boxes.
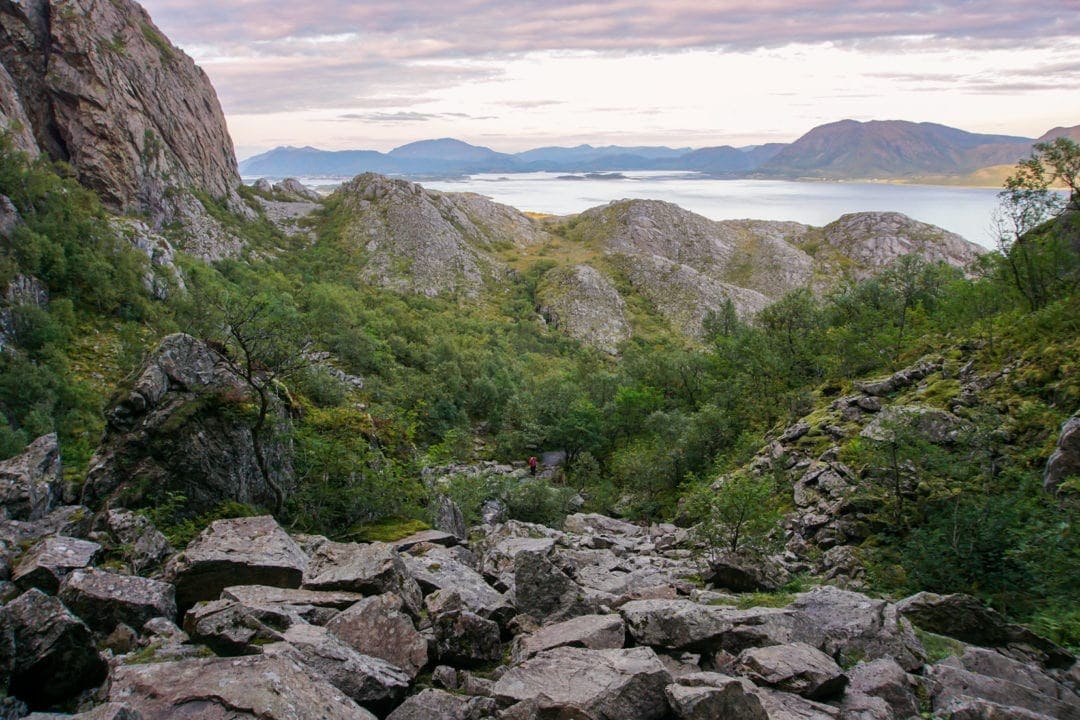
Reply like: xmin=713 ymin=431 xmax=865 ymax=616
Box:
xmin=328 ymin=179 xmax=986 ymax=348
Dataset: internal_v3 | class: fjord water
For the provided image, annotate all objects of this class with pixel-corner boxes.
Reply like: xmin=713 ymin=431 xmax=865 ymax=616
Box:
xmin=420 ymin=171 xmax=1005 ymax=247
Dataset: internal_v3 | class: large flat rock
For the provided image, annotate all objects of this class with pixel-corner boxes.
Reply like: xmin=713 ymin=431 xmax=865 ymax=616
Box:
xmin=12 ymin=536 xmax=101 ymax=593
xmin=493 ymin=646 xmax=672 ymax=720
xmin=166 ymin=516 xmax=307 ymax=611
xmin=108 ymin=655 xmax=377 ymax=719
xmin=511 ymin=613 xmax=626 ymax=661
xmin=58 ymin=568 xmax=176 ymax=633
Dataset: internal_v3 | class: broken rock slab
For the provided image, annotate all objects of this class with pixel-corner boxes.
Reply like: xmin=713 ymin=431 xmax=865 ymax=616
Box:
xmin=58 ymin=568 xmax=176 ymax=633
xmin=735 ymin=642 xmax=848 ymax=700
xmin=303 ymin=540 xmax=421 ymax=616
xmin=510 ymin=613 xmax=626 ymax=662
xmin=262 ymin=623 xmax=410 ymax=710
xmin=107 ymin=654 xmax=377 ymax=720
xmin=12 ymin=535 xmax=101 ymax=593
xmin=166 ymin=515 xmax=307 ymax=611
xmin=493 ymin=646 xmax=672 ymax=720
xmin=325 ymin=592 xmax=428 ymax=678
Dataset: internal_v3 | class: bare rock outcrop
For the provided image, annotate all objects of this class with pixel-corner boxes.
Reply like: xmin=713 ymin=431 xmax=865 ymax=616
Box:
xmin=536 ymin=264 xmax=631 ymax=354
xmin=333 ymin=173 xmax=550 ymax=297
xmin=0 ymin=433 xmax=61 ymax=522
xmin=0 ymin=63 xmax=37 ymax=156
xmin=82 ymin=333 xmax=294 ymax=513
xmin=814 ymin=211 xmax=985 ymax=278
xmin=1045 ymin=410 xmax=1080 ymax=493
xmin=0 ymin=0 xmax=242 ymax=223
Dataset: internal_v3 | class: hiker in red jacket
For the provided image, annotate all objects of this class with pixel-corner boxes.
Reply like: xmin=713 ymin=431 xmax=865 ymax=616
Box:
xmin=528 ymin=456 xmax=538 ymax=475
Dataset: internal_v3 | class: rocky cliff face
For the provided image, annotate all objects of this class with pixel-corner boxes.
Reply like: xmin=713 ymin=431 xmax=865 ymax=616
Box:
xmin=0 ymin=0 xmax=242 ymax=224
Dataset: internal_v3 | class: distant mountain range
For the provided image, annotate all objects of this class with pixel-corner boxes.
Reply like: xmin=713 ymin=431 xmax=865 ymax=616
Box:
xmin=239 ymin=120 xmax=1078 ymax=182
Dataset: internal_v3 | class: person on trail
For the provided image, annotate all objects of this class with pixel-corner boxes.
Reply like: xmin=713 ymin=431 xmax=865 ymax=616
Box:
xmin=528 ymin=456 xmax=538 ymax=475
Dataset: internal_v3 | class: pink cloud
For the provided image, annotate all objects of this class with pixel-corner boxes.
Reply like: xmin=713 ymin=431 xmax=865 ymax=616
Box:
xmin=141 ymin=1 xmax=1078 ymax=54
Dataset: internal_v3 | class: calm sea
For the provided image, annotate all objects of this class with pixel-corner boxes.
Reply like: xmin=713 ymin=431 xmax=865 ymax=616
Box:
xmin=253 ymin=171 xmax=1011 ymax=249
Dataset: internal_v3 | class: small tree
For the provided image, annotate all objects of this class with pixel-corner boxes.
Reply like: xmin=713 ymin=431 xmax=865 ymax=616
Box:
xmin=852 ymin=411 xmax=957 ymax=533
xmin=184 ymin=284 xmax=312 ymax=514
xmin=686 ymin=473 xmax=779 ymax=560
xmin=994 ymin=137 xmax=1079 ymax=310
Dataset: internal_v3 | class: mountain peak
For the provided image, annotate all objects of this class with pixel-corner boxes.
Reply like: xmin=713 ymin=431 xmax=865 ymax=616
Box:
xmin=388 ymin=137 xmax=504 ymax=161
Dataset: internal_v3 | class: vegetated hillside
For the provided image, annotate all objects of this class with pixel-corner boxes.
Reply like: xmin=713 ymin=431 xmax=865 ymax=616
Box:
xmin=760 ymin=119 xmax=1034 ymax=179
xmin=3 ymin=2 xmax=1079 ymax=717
xmin=321 ymin=173 xmax=550 ymax=297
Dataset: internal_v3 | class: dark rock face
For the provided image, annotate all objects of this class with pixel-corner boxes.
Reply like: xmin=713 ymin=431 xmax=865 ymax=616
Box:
xmin=0 ymin=588 xmax=106 ymax=708
xmin=513 ymin=542 xmax=593 ymax=623
xmin=896 ymin=591 xmax=1072 ymax=667
xmin=82 ymin=333 xmax=294 ymax=513
xmin=1045 ymin=410 xmax=1080 ymax=493
xmin=0 ymin=0 xmax=241 ymax=222
xmin=706 ymin=551 xmax=789 ymax=592
xmin=0 ymin=433 xmax=61 ymax=522
xmin=432 ymin=609 xmax=502 ymax=667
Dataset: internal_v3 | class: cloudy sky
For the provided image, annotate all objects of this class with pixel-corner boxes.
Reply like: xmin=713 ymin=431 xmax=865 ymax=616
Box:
xmin=137 ymin=1 xmax=1080 ymax=159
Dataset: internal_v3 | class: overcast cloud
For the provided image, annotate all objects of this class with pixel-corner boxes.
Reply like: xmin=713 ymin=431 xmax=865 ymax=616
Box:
xmin=137 ymin=1 xmax=1080 ymax=154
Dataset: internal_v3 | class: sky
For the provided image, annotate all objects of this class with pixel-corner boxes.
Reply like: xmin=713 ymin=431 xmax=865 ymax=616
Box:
xmin=136 ymin=1 xmax=1080 ymax=159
